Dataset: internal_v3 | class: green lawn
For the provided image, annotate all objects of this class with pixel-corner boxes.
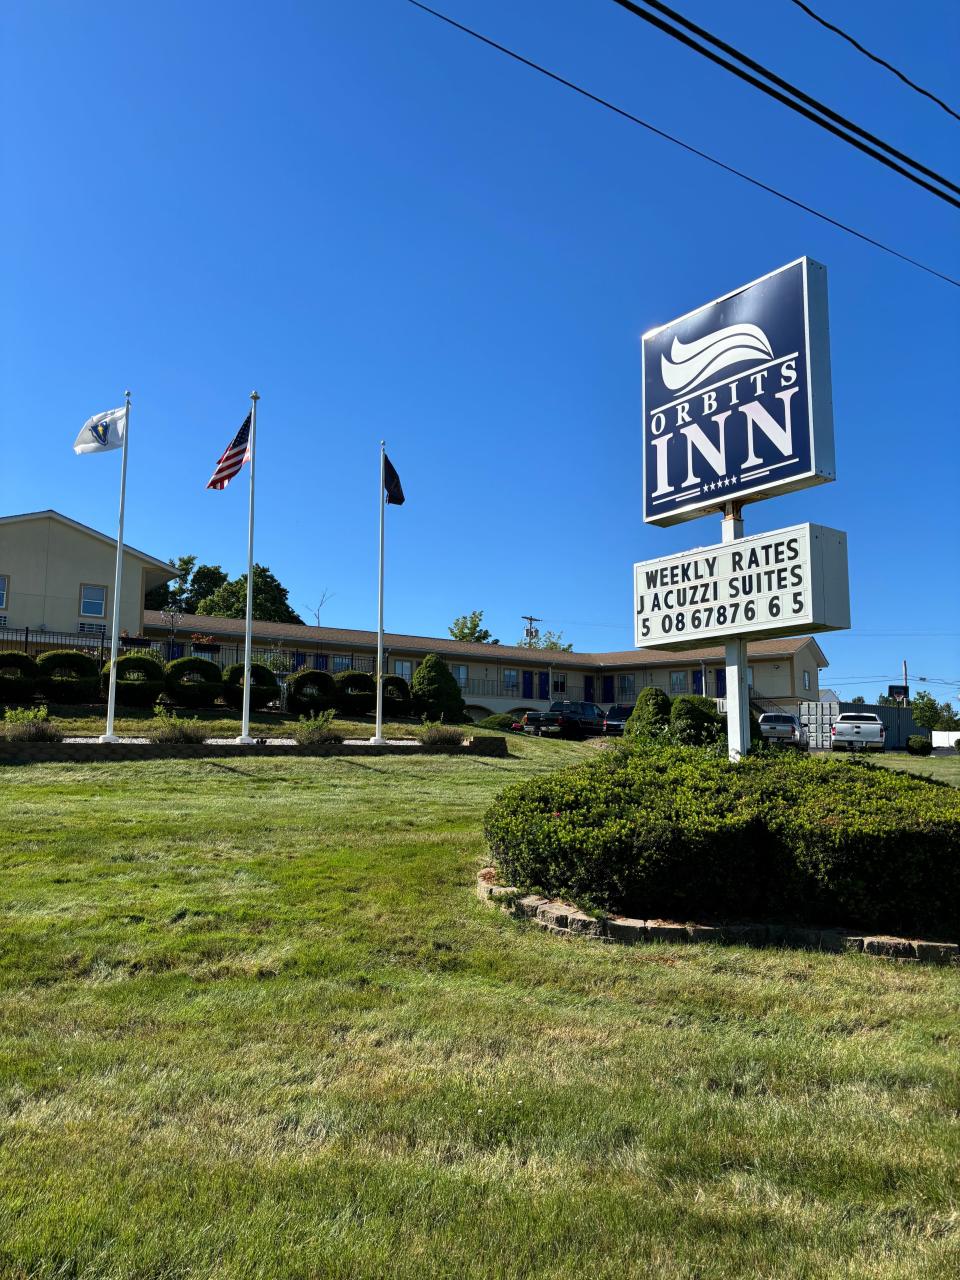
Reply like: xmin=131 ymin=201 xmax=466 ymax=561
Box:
xmin=1 ymin=739 xmax=958 ymax=1279
xmin=40 ymin=704 xmax=427 ymax=739
xmin=872 ymin=750 xmax=960 ymax=787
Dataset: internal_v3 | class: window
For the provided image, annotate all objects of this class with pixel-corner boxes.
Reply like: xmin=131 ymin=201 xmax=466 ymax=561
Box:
xmin=332 ymin=654 xmax=351 ymax=673
xmin=747 ymin=666 xmax=754 ymax=688
xmin=803 ymin=670 xmax=811 ymax=691
xmin=0 ymin=575 xmax=7 ymax=609
xmin=552 ymin=673 xmax=566 ymax=695
xmin=313 ymin=654 xmax=328 ymax=671
xmin=450 ymin=663 xmax=467 ymax=689
xmin=617 ymin=673 xmax=635 ymax=701
xmin=502 ymin=668 xmax=518 ymax=693
xmin=670 ymin=670 xmax=688 ymax=695
xmin=79 ymin=584 xmax=106 ymax=618
xmin=394 ymin=659 xmax=413 ymax=682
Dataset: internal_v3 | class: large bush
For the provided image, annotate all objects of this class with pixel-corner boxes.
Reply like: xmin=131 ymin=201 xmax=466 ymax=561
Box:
xmin=221 ymin=661 xmax=279 ymax=711
xmin=36 ymin=649 xmax=101 ymax=705
xmin=906 ymin=735 xmax=933 ymax=757
xmin=334 ymin=669 xmax=376 ymax=716
xmin=411 ymin=654 xmax=466 ymax=722
xmin=624 ymin=686 xmax=671 ymax=743
xmin=381 ymin=674 xmax=412 ymax=718
xmin=0 ymin=652 xmax=40 ymax=706
xmin=102 ymin=652 xmax=165 ymax=707
xmin=285 ymin=668 xmax=336 ymax=715
xmin=164 ymin=656 xmax=223 ymax=709
xmin=670 ymin=693 xmax=724 ymax=746
xmin=478 ymin=713 xmax=518 ymax=731
xmin=484 ymin=747 xmax=960 ymax=939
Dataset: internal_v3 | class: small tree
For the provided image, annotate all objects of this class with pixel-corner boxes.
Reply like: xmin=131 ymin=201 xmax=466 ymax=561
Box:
xmin=448 ymin=611 xmax=499 ymax=644
xmin=197 ymin=564 xmax=303 ymax=624
xmin=850 ymin=695 xmax=865 ymax=706
xmin=910 ymin=691 xmax=940 ymax=732
xmin=624 ymin=686 xmax=671 ymax=743
xmin=411 ymin=654 xmax=467 ymax=721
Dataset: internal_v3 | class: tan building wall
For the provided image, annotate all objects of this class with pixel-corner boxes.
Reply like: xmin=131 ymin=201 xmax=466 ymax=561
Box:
xmin=0 ymin=515 xmax=170 ymax=636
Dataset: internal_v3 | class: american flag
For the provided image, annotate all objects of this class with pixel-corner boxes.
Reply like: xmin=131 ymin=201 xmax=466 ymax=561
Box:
xmin=206 ymin=414 xmax=252 ymax=490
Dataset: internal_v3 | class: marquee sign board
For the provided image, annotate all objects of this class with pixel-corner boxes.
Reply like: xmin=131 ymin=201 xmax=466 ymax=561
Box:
xmin=642 ymin=258 xmax=835 ymax=526
xmin=633 ymin=523 xmax=849 ymax=651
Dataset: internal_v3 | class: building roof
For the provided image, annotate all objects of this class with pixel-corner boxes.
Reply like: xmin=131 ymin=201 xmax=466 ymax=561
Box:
xmin=143 ymin=610 xmax=829 ymax=669
xmin=0 ymin=510 xmax=176 ymax=575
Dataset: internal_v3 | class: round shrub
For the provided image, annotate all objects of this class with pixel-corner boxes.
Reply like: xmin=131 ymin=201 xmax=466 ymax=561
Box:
xmin=102 ymin=652 xmax=165 ymax=707
xmin=624 ymin=686 xmax=671 ymax=742
xmin=221 ymin=661 xmax=279 ymax=711
xmin=334 ymin=669 xmax=376 ymax=716
xmin=670 ymin=694 xmax=723 ymax=746
xmin=906 ymin=735 xmax=933 ymax=757
xmin=0 ymin=651 xmax=40 ymax=706
xmin=484 ymin=747 xmax=960 ymax=939
xmin=164 ymin=656 xmax=223 ymax=709
xmin=411 ymin=654 xmax=466 ymax=722
xmin=285 ymin=668 xmax=336 ymax=714
xmin=36 ymin=649 xmax=101 ymax=705
xmin=478 ymin=713 xmax=517 ymax=731
xmin=381 ymin=674 xmax=412 ymax=718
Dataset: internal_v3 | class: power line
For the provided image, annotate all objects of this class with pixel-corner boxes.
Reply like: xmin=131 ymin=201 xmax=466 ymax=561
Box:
xmin=788 ymin=0 xmax=960 ymax=125
xmin=405 ymin=1 xmax=960 ymax=289
xmin=608 ymin=0 xmax=960 ymax=207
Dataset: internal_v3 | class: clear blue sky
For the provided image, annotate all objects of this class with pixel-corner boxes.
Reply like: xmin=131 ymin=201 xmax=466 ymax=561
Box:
xmin=2 ymin=0 xmax=958 ymax=705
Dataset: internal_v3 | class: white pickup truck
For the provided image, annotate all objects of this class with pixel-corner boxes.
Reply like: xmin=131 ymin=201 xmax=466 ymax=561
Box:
xmin=831 ymin=712 xmax=886 ymax=752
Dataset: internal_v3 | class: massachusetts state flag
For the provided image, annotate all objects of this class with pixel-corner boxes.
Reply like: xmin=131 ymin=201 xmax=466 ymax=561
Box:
xmin=384 ymin=454 xmax=405 ymax=505
xmin=207 ymin=414 xmax=252 ymax=490
xmin=73 ymin=408 xmax=125 ymax=455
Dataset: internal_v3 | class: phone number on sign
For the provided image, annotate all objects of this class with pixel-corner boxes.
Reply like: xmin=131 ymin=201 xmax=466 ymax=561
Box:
xmin=637 ymin=591 xmax=805 ymax=638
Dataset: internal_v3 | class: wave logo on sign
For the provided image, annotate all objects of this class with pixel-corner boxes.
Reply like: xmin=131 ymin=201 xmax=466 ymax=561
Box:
xmin=660 ymin=323 xmax=774 ymax=395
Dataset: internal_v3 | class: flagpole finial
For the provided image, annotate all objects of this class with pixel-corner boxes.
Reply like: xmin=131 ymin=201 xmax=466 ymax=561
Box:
xmin=124 ymin=390 xmax=131 ymax=401
xmin=250 ymin=390 xmax=260 ymax=402
xmin=380 ymin=439 xmax=385 ymax=448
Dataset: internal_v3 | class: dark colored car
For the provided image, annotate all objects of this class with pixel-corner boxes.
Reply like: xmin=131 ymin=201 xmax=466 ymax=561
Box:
xmin=521 ymin=710 xmax=543 ymax=735
xmin=602 ymin=704 xmax=635 ymax=736
xmin=539 ymin=701 xmax=607 ymax=739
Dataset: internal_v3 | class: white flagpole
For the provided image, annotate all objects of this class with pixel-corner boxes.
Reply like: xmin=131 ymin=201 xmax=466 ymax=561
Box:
xmin=236 ymin=391 xmax=258 ymax=745
xmin=372 ymin=441 xmax=386 ymax=744
xmin=99 ymin=390 xmax=131 ymax=744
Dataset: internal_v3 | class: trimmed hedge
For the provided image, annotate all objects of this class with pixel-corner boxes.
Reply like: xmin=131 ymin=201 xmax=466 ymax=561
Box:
xmin=102 ymin=652 xmax=165 ymax=707
xmin=670 ymin=694 xmax=724 ymax=746
xmin=333 ymin=669 xmax=376 ymax=716
xmin=164 ymin=656 xmax=223 ymax=709
xmin=477 ymin=713 xmax=518 ymax=731
xmin=411 ymin=654 xmax=466 ymax=722
xmin=0 ymin=651 xmax=40 ymax=706
xmin=36 ymin=649 xmax=101 ymax=705
xmin=381 ymin=674 xmax=412 ymax=718
xmin=285 ymin=668 xmax=336 ymax=714
xmin=906 ymin=735 xmax=933 ymax=757
xmin=624 ymin=686 xmax=671 ymax=742
xmin=484 ymin=747 xmax=960 ymax=939
xmin=221 ymin=661 xmax=280 ymax=711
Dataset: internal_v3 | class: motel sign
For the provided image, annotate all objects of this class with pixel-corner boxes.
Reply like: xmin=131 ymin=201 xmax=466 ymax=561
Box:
xmin=642 ymin=258 xmax=835 ymax=526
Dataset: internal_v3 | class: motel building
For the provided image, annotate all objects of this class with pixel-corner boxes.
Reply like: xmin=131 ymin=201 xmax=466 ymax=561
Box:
xmin=0 ymin=510 xmax=828 ymax=718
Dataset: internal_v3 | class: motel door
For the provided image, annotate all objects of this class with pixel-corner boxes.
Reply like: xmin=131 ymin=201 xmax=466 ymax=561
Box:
xmin=537 ymin=671 xmax=549 ymax=700
xmin=521 ymin=671 xmax=533 ymax=700
xmin=714 ymin=669 xmax=726 ymax=698
xmin=584 ymin=675 xmax=595 ymax=702
xmin=692 ymin=670 xmax=703 ymax=695
xmin=601 ymin=675 xmax=614 ymax=703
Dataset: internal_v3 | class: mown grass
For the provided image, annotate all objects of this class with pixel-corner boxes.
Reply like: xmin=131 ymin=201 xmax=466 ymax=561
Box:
xmin=40 ymin=703 xmax=428 ymax=739
xmin=871 ymin=750 xmax=960 ymax=787
xmin=1 ymin=738 xmax=958 ymax=1279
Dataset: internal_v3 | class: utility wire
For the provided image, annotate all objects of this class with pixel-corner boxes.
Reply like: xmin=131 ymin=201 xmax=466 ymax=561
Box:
xmin=609 ymin=0 xmax=960 ymax=206
xmin=405 ymin=1 xmax=960 ymax=289
xmin=789 ymin=0 xmax=960 ymax=124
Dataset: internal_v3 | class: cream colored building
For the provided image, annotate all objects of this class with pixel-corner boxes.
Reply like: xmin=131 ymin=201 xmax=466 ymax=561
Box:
xmin=0 ymin=511 xmax=176 ymax=640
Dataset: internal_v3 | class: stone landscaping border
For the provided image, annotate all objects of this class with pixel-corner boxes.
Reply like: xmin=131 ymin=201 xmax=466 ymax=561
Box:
xmin=477 ymin=869 xmax=959 ymax=965
xmin=0 ymin=736 xmax=508 ymax=765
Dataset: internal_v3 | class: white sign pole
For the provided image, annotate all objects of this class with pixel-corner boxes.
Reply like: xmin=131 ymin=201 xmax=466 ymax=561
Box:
xmin=372 ymin=441 xmax=387 ymax=745
xmin=235 ymin=391 xmax=258 ymax=745
xmin=721 ymin=503 xmax=751 ymax=761
xmin=99 ymin=390 xmax=131 ymax=745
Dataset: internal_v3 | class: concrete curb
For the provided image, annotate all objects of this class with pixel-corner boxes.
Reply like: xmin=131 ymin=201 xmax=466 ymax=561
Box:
xmin=476 ymin=871 xmax=959 ymax=964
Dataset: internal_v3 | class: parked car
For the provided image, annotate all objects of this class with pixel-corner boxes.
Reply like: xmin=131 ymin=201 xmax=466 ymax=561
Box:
xmin=758 ymin=712 xmax=809 ymax=750
xmin=521 ymin=710 xmax=543 ymax=735
xmin=831 ymin=712 xmax=885 ymax=752
xmin=539 ymin=701 xmax=607 ymax=739
xmin=603 ymin=704 xmax=635 ymax=736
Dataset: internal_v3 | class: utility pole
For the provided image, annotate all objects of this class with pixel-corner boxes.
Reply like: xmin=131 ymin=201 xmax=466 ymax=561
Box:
xmin=521 ymin=614 xmax=542 ymax=643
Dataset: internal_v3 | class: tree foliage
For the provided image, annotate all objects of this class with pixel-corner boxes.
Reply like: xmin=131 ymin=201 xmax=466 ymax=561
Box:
xmin=196 ymin=564 xmax=303 ymax=624
xmin=910 ymin=691 xmax=941 ymax=731
xmin=448 ymin=611 xmax=498 ymax=644
xmin=144 ymin=555 xmax=229 ymax=614
xmin=516 ymin=629 xmax=572 ymax=651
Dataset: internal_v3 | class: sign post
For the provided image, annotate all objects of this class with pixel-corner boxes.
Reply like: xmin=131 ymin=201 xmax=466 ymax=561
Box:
xmin=636 ymin=257 xmax=848 ymax=761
